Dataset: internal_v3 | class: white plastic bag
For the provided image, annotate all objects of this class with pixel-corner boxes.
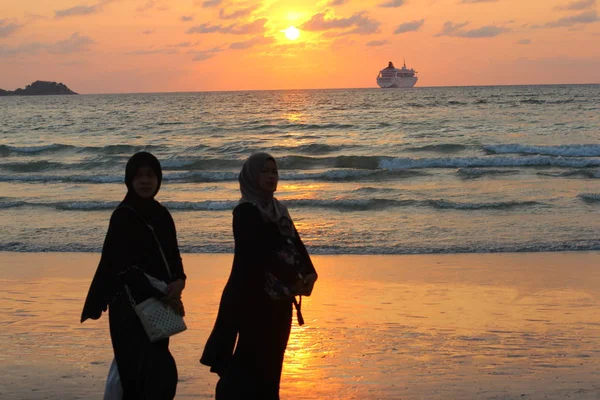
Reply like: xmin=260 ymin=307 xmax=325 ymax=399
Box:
xmin=103 ymin=358 xmax=122 ymax=400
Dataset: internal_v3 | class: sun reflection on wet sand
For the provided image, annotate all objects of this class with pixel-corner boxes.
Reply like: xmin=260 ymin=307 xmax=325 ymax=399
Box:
xmin=2 ymin=252 xmax=600 ymax=399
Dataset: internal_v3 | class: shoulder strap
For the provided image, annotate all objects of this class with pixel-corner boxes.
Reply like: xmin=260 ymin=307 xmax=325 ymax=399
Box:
xmin=116 ymin=205 xmax=173 ymax=280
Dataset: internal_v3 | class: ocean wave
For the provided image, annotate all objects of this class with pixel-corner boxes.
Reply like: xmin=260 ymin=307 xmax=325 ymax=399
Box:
xmin=0 ymin=160 xmax=111 ymax=173
xmin=537 ymin=169 xmax=600 ymax=179
xmin=279 ymin=155 xmax=381 ymax=170
xmin=0 ymin=200 xmax=26 ymax=209
xmin=0 ymin=200 xmax=236 ymax=211
xmin=3 ymin=239 xmax=599 ymax=255
xmin=283 ymin=169 xmax=427 ymax=181
xmin=0 ymin=174 xmax=123 ymax=183
xmin=0 ymin=197 xmax=542 ymax=212
xmin=520 ymin=99 xmax=546 ymax=105
xmin=484 ymin=144 xmax=600 ymax=157
xmin=285 ymin=198 xmax=416 ymax=210
xmin=0 ymin=143 xmax=165 ymax=157
xmin=161 ymin=158 xmax=241 ymax=170
xmin=15 ymin=152 xmax=595 ymax=176
xmin=456 ymin=168 xmax=520 ymax=178
xmin=162 ymin=168 xmax=425 ymax=182
xmin=0 ymin=143 xmax=75 ymax=156
xmin=578 ymin=193 xmax=600 ymax=202
xmin=379 ymin=155 xmax=600 ymax=170
xmin=246 ymin=122 xmax=355 ymax=131
xmin=406 ymin=144 xmax=468 ymax=153
xmin=352 ymin=187 xmax=399 ymax=194
xmin=426 ymin=199 xmax=540 ymax=210
xmin=166 ymin=171 xmax=239 ymax=182
xmin=164 ymin=155 xmax=386 ymax=171
xmin=269 ymin=143 xmax=357 ymax=155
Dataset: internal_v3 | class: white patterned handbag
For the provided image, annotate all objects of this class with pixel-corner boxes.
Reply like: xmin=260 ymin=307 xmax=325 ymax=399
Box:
xmin=126 ymin=288 xmax=187 ymax=342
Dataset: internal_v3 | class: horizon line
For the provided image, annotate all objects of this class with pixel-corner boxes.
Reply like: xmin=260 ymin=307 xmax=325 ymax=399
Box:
xmin=73 ymin=82 xmax=600 ymax=96
xmin=1 ymin=82 xmax=598 ymax=96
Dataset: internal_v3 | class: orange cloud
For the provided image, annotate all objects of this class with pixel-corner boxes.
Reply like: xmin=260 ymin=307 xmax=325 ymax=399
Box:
xmin=0 ymin=19 xmax=22 ymax=38
xmin=302 ymin=9 xmax=380 ymax=35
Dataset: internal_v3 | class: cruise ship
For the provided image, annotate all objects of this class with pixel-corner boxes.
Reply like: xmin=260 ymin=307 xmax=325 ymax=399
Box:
xmin=376 ymin=60 xmax=418 ymax=88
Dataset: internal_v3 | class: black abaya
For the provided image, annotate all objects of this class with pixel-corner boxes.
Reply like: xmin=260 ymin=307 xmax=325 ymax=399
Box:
xmin=81 ymin=202 xmax=186 ymax=399
xmin=201 ymin=202 xmax=316 ymax=400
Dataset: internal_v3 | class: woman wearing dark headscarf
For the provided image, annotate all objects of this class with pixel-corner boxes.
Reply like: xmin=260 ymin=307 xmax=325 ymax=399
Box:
xmin=201 ymin=152 xmax=318 ymax=400
xmin=81 ymin=152 xmax=186 ymax=399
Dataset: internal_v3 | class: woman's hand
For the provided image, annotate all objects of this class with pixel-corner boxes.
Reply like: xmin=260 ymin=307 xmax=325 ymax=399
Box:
xmin=166 ymin=278 xmax=185 ymax=300
xmin=161 ymin=296 xmax=185 ymax=316
xmin=295 ymin=273 xmax=317 ymax=296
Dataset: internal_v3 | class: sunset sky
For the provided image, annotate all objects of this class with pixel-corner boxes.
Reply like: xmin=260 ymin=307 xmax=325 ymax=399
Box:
xmin=1 ymin=0 xmax=599 ymax=93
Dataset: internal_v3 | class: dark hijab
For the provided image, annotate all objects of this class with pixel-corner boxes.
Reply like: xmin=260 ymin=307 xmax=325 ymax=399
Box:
xmin=238 ymin=152 xmax=295 ymax=237
xmin=120 ymin=151 xmax=164 ymax=220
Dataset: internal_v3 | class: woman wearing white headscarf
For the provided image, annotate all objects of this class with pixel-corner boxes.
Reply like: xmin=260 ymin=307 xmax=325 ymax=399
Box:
xmin=201 ymin=152 xmax=317 ymax=400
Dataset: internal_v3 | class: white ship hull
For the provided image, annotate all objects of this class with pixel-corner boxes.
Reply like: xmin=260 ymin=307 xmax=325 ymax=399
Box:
xmin=376 ymin=76 xmax=418 ymax=88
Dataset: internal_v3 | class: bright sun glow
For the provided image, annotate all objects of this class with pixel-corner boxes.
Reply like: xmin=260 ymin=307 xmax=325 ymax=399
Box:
xmin=283 ymin=26 xmax=300 ymax=40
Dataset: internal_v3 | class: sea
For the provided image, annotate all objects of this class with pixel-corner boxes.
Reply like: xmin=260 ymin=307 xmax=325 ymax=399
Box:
xmin=0 ymin=85 xmax=599 ymax=255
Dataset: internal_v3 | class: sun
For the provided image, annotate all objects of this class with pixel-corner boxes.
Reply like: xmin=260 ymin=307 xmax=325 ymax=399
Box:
xmin=283 ymin=26 xmax=300 ymax=40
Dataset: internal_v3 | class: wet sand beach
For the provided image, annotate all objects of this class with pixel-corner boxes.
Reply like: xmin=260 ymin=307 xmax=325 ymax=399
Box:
xmin=2 ymin=251 xmax=600 ymax=399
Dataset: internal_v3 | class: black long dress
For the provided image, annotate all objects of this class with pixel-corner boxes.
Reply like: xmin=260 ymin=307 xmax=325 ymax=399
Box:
xmin=201 ymin=202 xmax=316 ymax=400
xmin=81 ymin=202 xmax=186 ymax=400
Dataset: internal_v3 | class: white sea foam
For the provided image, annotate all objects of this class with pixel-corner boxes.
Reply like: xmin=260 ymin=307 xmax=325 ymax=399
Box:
xmin=484 ymin=144 xmax=600 ymax=157
xmin=379 ymin=155 xmax=600 ymax=170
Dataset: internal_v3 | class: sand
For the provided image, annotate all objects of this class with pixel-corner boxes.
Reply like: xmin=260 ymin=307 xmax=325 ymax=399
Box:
xmin=2 ymin=251 xmax=600 ymax=399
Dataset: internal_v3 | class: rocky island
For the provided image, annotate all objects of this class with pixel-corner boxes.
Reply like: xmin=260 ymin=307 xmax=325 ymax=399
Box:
xmin=0 ymin=81 xmax=77 ymax=96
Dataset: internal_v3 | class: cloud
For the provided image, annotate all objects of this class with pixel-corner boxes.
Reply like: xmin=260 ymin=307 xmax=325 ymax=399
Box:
xmin=517 ymin=38 xmax=531 ymax=44
xmin=302 ymin=10 xmax=380 ymax=35
xmin=189 ymin=46 xmax=223 ymax=61
xmin=0 ymin=32 xmax=96 ymax=57
xmin=379 ymin=0 xmax=405 ymax=7
xmin=329 ymin=0 xmax=350 ymax=4
xmin=200 ymin=0 xmax=222 ymax=7
xmin=55 ymin=3 xmax=103 ymax=19
xmin=187 ymin=18 xmax=267 ymax=35
xmin=0 ymin=42 xmax=42 ymax=57
xmin=48 ymin=32 xmax=96 ymax=54
xmin=137 ymin=0 xmax=156 ymax=12
xmin=542 ymin=10 xmax=599 ymax=27
xmin=137 ymin=0 xmax=168 ymax=12
xmin=555 ymin=0 xmax=596 ymax=10
xmin=192 ymin=52 xmax=217 ymax=61
xmin=166 ymin=41 xmax=199 ymax=47
xmin=436 ymin=21 xmax=509 ymax=37
xmin=0 ymin=19 xmax=22 ymax=38
xmin=181 ymin=15 xmax=194 ymax=22
xmin=219 ymin=6 xmax=257 ymax=19
xmin=394 ymin=19 xmax=425 ymax=34
xmin=366 ymin=40 xmax=389 ymax=46
xmin=229 ymin=36 xmax=274 ymax=50
xmin=142 ymin=29 xmax=155 ymax=35
xmin=187 ymin=24 xmax=220 ymax=34
xmin=460 ymin=0 xmax=498 ymax=3
xmin=127 ymin=48 xmax=179 ymax=55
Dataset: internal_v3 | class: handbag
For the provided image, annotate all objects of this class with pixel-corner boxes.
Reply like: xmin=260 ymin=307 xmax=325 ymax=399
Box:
xmin=264 ymin=236 xmax=314 ymax=326
xmin=120 ymin=206 xmax=187 ymax=343
xmin=264 ymin=237 xmax=312 ymax=298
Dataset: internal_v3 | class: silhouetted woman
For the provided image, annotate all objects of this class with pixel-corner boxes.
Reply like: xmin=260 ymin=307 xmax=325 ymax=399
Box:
xmin=81 ymin=152 xmax=186 ymax=399
xmin=201 ymin=152 xmax=318 ymax=400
